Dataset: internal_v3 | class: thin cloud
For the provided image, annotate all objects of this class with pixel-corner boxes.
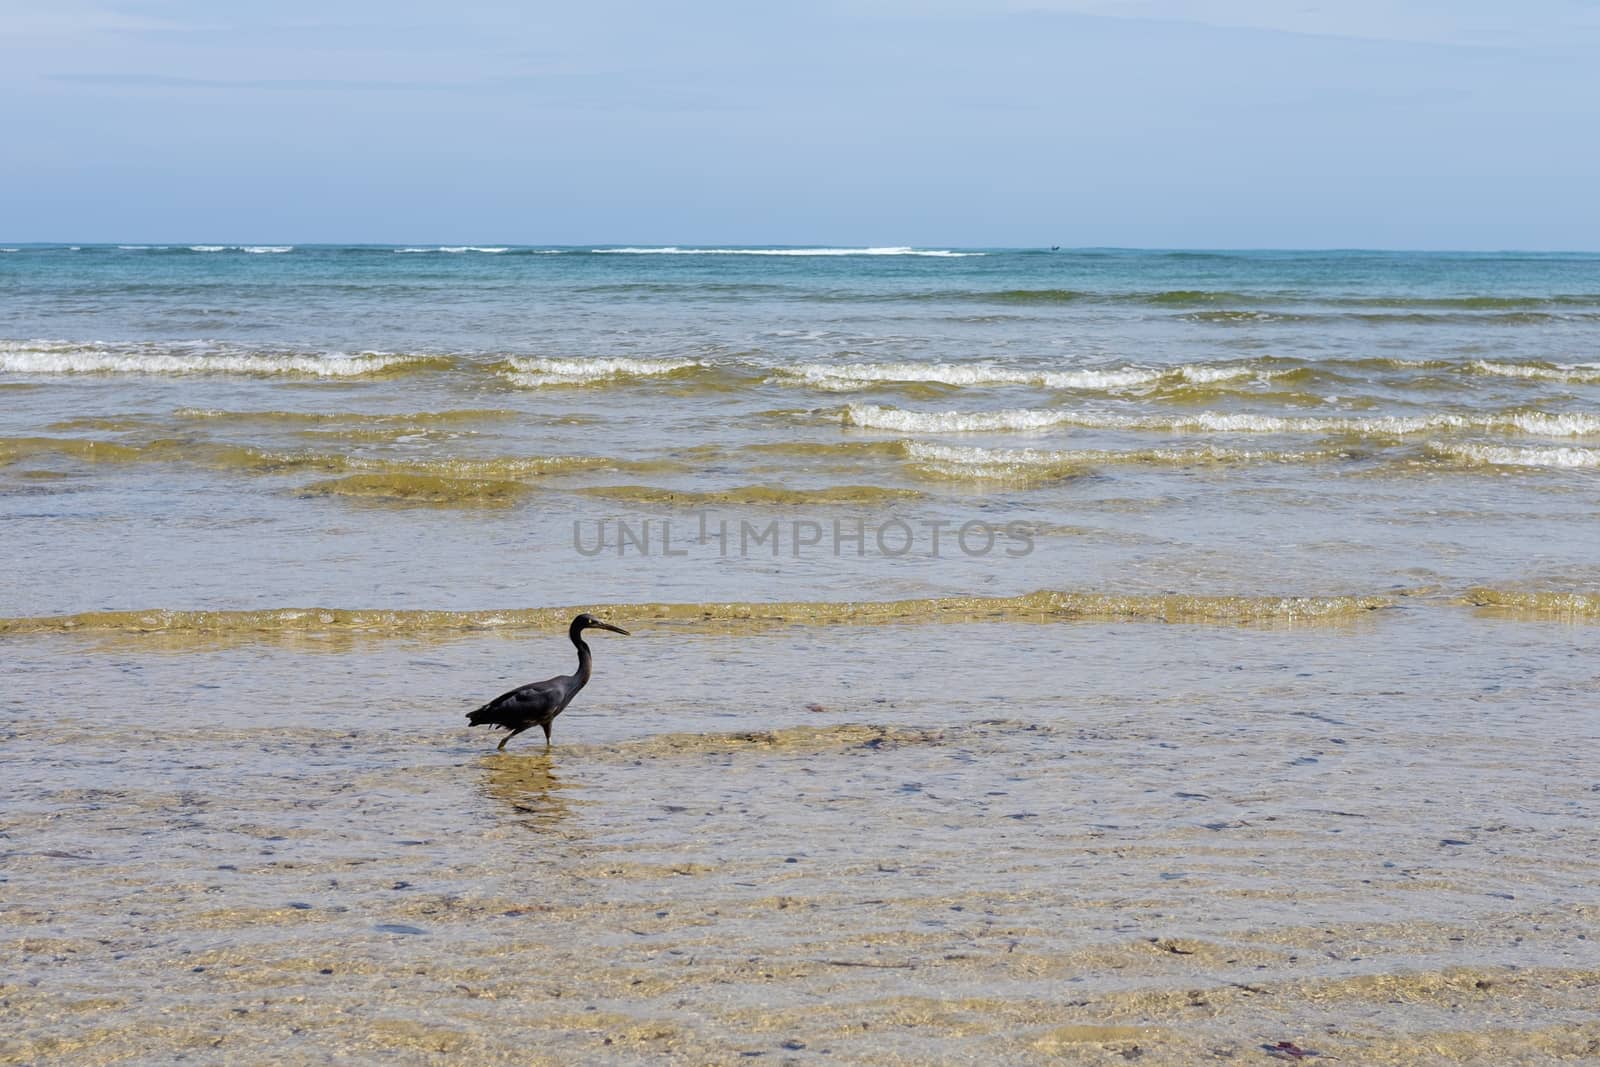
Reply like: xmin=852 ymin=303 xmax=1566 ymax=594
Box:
xmin=842 ymin=0 xmax=1600 ymax=50
xmin=47 ymin=73 xmax=463 ymax=92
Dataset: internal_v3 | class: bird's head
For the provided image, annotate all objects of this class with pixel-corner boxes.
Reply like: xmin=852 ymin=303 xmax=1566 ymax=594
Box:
xmin=573 ymin=612 xmax=629 ymax=636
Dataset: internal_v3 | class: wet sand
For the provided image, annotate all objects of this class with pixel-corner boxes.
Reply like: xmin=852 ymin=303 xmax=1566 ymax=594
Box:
xmin=5 ymin=611 xmax=1598 ymax=1064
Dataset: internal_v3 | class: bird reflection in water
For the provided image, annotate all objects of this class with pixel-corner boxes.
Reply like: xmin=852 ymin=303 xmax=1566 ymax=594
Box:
xmin=479 ymin=754 xmax=577 ymax=831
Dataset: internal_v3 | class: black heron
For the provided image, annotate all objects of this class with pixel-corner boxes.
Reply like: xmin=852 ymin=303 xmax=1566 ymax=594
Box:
xmin=467 ymin=613 xmax=630 ymax=750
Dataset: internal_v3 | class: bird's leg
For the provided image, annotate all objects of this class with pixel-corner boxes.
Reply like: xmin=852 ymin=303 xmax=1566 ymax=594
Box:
xmin=541 ymin=722 xmax=553 ymax=749
xmin=497 ymin=727 xmax=525 ymax=752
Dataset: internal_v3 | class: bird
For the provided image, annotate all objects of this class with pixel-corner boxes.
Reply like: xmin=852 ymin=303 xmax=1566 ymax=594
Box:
xmin=467 ymin=613 xmax=630 ymax=750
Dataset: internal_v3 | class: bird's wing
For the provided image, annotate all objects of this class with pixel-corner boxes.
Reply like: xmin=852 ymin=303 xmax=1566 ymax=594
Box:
xmin=469 ymin=677 xmax=566 ymax=720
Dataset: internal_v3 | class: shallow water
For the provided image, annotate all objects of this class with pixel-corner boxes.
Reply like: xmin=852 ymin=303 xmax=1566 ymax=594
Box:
xmin=5 ymin=613 xmax=1599 ymax=1064
xmin=3 ymin=246 xmax=1598 ymax=1063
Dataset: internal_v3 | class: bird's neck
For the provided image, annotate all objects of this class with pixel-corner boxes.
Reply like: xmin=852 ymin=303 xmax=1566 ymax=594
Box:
xmin=570 ymin=626 xmax=593 ymax=684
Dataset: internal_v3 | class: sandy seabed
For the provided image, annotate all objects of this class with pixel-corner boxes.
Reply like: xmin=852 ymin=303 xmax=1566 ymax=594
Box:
xmin=5 ymin=615 xmax=1599 ymax=1065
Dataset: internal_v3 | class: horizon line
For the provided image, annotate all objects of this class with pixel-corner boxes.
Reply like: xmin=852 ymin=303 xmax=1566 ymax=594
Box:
xmin=4 ymin=242 xmax=1599 ymax=255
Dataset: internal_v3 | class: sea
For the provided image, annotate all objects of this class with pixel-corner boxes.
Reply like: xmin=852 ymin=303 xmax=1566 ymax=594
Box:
xmin=3 ymin=244 xmax=1598 ymax=1064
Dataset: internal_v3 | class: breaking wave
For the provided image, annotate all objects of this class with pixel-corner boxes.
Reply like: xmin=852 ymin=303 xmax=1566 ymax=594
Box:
xmin=1468 ymin=360 xmax=1600 ymax=384
xmin=1426 ymin=443 xmax=1600 ymax=468
xmin=394 ymin=246 xmax=509 ymax=253
xmin=844 ymin=405 xmax=1078 ymax=432
xmin=903 ymin=441 xmax=1330 ymax=482
xmin=0 ymin=341 xmax=444 ymax=378
xmin=844 ymin=403 xmax=1600 ymax=437
xmin=773 ymin=361 xmax=1260 ymax=393
xmin=495 ymin=356 xmax=704 ymax=387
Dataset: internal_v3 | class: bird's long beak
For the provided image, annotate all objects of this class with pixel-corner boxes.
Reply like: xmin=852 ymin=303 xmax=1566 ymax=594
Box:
xmin=594 ymin=622 xmax=630 ymax=636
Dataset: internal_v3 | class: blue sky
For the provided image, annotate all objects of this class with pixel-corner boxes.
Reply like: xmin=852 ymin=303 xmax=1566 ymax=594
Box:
xmin=4 ymin=1 xmax=1598 ymax=248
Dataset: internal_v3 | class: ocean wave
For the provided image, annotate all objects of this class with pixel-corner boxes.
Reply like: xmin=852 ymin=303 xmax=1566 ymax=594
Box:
xmin=1463 ymin=588 xmax=1600 ymax=617
xmin=904 ymin=442 xmax=1088 ymax=481
xmin=302 ymin=473 xmax=532 ymax=506
xmin=1427 ymin=442 xmax=1600 ymax=468
xmin=1189 ymin=309 xmax=1600 ymax=326
xmin=1468 ymin=360 xmax=1600 ymax=384
xmin=844 ymin=403 xmax=1600 ymax=437
xmin=0 ymin=341 xmax=441 ymax=378
xmin=0 ymin=590 xmax=1395 ymax=641
xmin=844 ymin=404 xmax=1077 ymax=432
xmin=903 ymin=441 xmax=1323 ymax=481
xmin=774 ymin=361 xmax=1197 ymax=392
xmin=930 ymin=287 xmax=1268 ymax=307
xmin=173 ymin=407 xmax=517 ymax=425
xmin=1364 ymin=294 xmax=1600 ymax=309
xmin=0 ymin=435 xmax=674 ymax=485
xmin=0 ymin=436 xmax=147 ymax=465
xmin=495 ymin=356 xmax=704 ymax=387
xmin=593 ymin=246 xmax=983 ymax=257
xmin=116 ymin=243 xmax=291 ymax=254
xmin=394 ymin=246 xmax=509 ymax=253
xmin=928 ymin=288 xmax=1600 ymax=311
xmin=185 ymin=245 xmax=299 ymax=254
xmin=203 ymin=448 xmax=641 ymax=479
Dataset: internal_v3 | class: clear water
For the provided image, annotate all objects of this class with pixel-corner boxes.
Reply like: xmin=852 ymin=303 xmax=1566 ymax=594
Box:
xmin=2 ymin=244 xmax=1597 ymax=1063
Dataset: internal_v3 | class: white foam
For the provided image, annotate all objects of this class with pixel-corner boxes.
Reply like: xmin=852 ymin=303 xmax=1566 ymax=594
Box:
xmin=1046 ymin=368 xmax=1170 ymax=389
xmin=1430 ymin=443 xmax=1600 ymax=468
xmin=904 ymin=440 xmax=1300 ymax=477
xmin=778 ymin=362 xmax=1167 ymax=392
xmin=593 ymin=246 xmax=983 ymax=257
xmin=846 ymin=404 xmax=1600 ymax=438
xmin=241 ymin=245 xmax=293 ymax=254
xmin=778 ymin=360 xmax=1277 ymax=393
xmin=1469 ymin=360 xmax=1600 ymax=383
xmin=0 ymin=248 xmax=19 ymax=253
xmin=1176 ymin=365 xmax=1258 ymax=384
xmin=903 ymin=442 xmax=1088 ymax=480
xmin=0 ymin=341 xmax=423 ymax=378
xmin=189 ymin=245 xmax=227 ymax=252
xmin=497 ymin=356 xmax=701 ymax=387
xmin=845 ymin=404 xmax=1075 ymax=432
xmin=397 ymin=246 xmax=509 ymax=253
xmin=1490 ymin=411 xmax=1600 ymax=435
xmin=908 ymin=442 xmax=1085 ymax=468
xmin=1166 ymin=410 xmax=1600 ymax=437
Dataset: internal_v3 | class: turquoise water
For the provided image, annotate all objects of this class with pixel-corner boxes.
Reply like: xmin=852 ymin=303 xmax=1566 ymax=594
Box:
xmin=6 ymin=245 xmax=1600 ymax=356
xmin=2 ymin=244 xmax=1598 ymax=614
